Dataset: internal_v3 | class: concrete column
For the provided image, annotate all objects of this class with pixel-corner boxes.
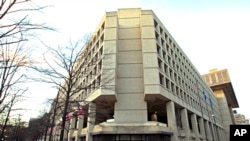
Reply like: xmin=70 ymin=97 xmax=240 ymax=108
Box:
xmin=222 ymin=128 xmax=227 ymax=141
xmin=65 ymin=121 xmax=70 ymax=141
xmin=181 ymin=108 xmax=190 ymax=140
xmin=213 ymin=125 xmax=219 ymax=141
xmin=204 ymin=121 xmax=212 ymax=141
xmin=69 ymin=117 xmax=76 ymax=140
xmin=221 ymin=128 xmax=226 ymax=141
xmin=191 ymin=114 xmax=200 ymax=141
xmin=166 ymin=101 xmax=178 ymax=141
xmin=218 ymin=128 xmax=223 ymax=141
xmin=210 ymin=123 xmax=216 ymax=141
xmin=198 ymin=118 xmax=206 ymax=141
xmin=86 ymin=103 xmax=96 ymax=141
xmin=76 ymin=116 xmax=84 ymax=141
xmin=70 ymin=117 xmax=76 ymax=129
xmin=215 ymin=125 xmax=219 ymax=141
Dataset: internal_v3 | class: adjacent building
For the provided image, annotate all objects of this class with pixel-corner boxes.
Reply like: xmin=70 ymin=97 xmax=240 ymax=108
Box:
xmin=234 ymin=114 xmax=249 ymax=125
xmin=50 ymin=8 xmax=235 ymax=141
xmin=202 ymin=68 xmax=239 ymax=141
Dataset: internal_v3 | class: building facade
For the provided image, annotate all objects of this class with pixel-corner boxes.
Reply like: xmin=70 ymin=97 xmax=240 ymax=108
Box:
xmin=51 ymin=8 xmax=229 ymax=141
xmin=234 ymin=114 xmax=249 ymax=125
xmin=202 ymin=68 xmax=239 ymax=141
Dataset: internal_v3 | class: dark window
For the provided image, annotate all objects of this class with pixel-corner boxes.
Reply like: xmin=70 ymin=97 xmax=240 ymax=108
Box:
xmin=165 ymin=78 xmax=170 ymax=89
xmin=159 ymin=73 xmax=164 ymax=85
xmin=158 ymin=58 xmax=162 ymax=69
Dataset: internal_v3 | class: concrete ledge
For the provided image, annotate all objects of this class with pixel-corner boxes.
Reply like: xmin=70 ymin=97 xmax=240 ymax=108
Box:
xmin=89 ymin=121 xmax=172 ymax=135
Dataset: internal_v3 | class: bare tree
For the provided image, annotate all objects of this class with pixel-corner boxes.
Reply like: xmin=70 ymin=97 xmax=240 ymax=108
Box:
xmin=33 ymin=36 xmax=115 ymax=141
xmin=0 ymin=0 xmax=54 ymax=106
xmin=0 ymin=41 xmax=30 ymax=107
xmin=33 ymin=40 xmax=88 ymax=141
xmin=0 ymin=0 xmax=52 ymax=46
xmin=0 ymin=87 xmax=26 ymax=140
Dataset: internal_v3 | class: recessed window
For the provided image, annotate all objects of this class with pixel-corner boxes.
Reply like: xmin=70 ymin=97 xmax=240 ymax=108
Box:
xmin=98 ymin=60 xmax=102 ymax=70
xmin=100 ymin=34 xmax=104 ymax=44
xmin=161 ymin=38 xmax=164 ymax=46
xmin=165 ymin=78 xmax=170 ymax=89
xmin=164 ymin=64 xmax=168 ymax=75
xmin=174 ymin=73 xmax=177 ymax=83
xmin=89 ymin=71 xmax=92 ymax=79
xmin=165 ymin=33 xmax=168 ymax=40
xmin=99 ymin=47 xmax=103 ymax=56
xmin=169 ymin=69 xmax=173 ymax=79
xmin=166 ymin=44 xmax=169 ymax=52
xmin=157 ymin=45 xmax=161 ymax=56
xmin=93 ymin=66 xmax=97 ymax=75
xmin=158 ymin=58 xmax=162 ymax=69
xmin=169 ymin=38 xmax=172 ymax=45
xmin=168 ymin=56 xmax=171 ymax=65
xmin=176 ymin=86 xmax=179 ymax=96
xmin=92 ymin=80 xmax=96 ymax=90
xmin=162 ymin=51 xmax=166 ymax=60
xmin=173 ymin=44 xmax=176 ymax=50
xmin=159 ymin=73 xmax=164 ymax=85
xmin=171 ymin=82 xmax=175 ymax=93
xmin=101 ymin=22 xmax=105 ymax=31
xmin=154 ymin=20 xmax=158 ymax=28
xmin=97 ymin=75 xmax=101 ymax=86
xmin=96 ymin=41 xmax=99 ymax=48
xmin=160 ymin=27 xmax=163 ymax=35
xmin=155 ymin=32 xmax=159 ymax=42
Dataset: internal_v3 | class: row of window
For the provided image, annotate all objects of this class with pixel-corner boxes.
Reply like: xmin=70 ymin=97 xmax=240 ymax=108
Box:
xmin=159 ymin=72 xmax=203 ymax=111
xmin=160 ymin=64 xmax=220 ymax=124
xmin=73 ymin=46 xmax=103 ymax=101
xmin=75 ymin=21 xmax=105 ymax=71
xmin=73 ymin=22 xmax=106 ymax=101
xmin=154 ymin=18 xmax=220 ymax=119
xmin=156 ymin=41 xmax=200 ymax=93
xmin=154 ymin=20 xmax=221 ymax=121
xmin=154 ymin=19 xmax=203 ymax=87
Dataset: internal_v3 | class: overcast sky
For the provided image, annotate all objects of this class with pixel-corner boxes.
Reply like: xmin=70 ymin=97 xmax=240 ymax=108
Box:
xmin=19 ymin=0 xmax=250 ymax=121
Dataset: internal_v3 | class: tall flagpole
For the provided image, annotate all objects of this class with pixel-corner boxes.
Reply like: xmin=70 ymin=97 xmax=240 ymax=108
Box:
xmin=196 ymin=81 xmax=208 ymax=141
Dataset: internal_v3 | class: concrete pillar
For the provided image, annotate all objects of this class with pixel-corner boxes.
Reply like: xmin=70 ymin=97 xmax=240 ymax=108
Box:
xmin=213 ymin=125 xmax=219 ymax=141
xmin=221 ymin=128 xmax=226 ymax=141
xmin=69 ymin=117 xmax=76 ymax=140
xmin=222 ymin=128 xmax=227 ymax=141
xmin=181 ymin=108 xmax=190 ymax=140
xmin=198 ymin=118 xmax=206 ymax=141
xmin=218 ymin=128 xmax=223 ymax=141
xmin=191 ymin=114 xmax=200 ymax=141
xmin=210 ymin=123 xmax=216 ymax=141
xmin=204 ymin=121 xmax=212 ymax=141
xmin=76 ymin=116 xmax=84 ymax=141
xmin=166 ymin=101 xmax=178 ymax=141
xmin=65 ymin=121 xmax=70 ymax=141
xmin=86 ymin=103 xmax=96 ymax=141
xmin=70 ymin=117 xmax=76 ymax=129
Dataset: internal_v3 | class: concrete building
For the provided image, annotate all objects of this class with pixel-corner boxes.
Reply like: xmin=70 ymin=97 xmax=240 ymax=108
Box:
xmin=202 ymin=68 xmax=239 ymax=141
xmin=234 ymin=114 xmax=249 ymax=125
xmin=51 ymin=8 xmax=229 ymax=141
